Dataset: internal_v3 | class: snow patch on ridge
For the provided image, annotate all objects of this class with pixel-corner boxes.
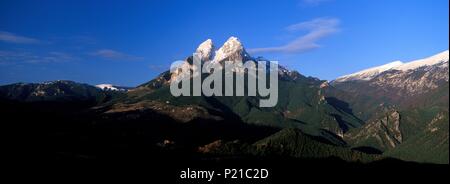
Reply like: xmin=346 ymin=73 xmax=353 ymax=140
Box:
xmin=335 ymin=61 xmax=403 ymax=82
xmin=96 ymin=84 xmax=130 ymax=91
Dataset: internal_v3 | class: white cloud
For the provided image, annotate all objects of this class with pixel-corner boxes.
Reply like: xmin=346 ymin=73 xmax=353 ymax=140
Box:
xmin=149 ymin=64 xmax=169 ymax=72
xmin=248 ymin=17 xmax=340 ymax=54
xmin=0 ymin=31 xmax=40 ymax=44
xmin=91 ymin=49 xmax=143 ymax=61
xmin=0 ymin=50 xmax=76 ymax=65
xmin=28 ymin=52 xmax=77 ymax=63
xmin=300 ymin=0 xmax=331 ymax=6
xmin=286 ymin=17 xmax=339 ymax=32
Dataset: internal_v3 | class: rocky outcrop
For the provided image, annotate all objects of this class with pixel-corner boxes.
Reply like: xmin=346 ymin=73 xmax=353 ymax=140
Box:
xmin=344 ymin=109 xmax=402 ymax=150
xmin=105 ymin=100 xmax=222 ymax=123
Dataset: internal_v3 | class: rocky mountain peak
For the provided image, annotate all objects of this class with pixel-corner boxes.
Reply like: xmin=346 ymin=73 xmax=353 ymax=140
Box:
xmin=212 ymin=36 xmax=251 ymax=63
xmin=195 ymin=39 xmax=215 ymax=61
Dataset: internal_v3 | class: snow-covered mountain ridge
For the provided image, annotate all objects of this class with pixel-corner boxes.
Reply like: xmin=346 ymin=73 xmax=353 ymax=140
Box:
xmin=335 ymin=50 xmax=449 ymax=82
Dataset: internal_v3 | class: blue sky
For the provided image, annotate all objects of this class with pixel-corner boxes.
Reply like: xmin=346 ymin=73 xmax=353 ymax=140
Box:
xmin=0 ymin=0 xmax=448 ymax=86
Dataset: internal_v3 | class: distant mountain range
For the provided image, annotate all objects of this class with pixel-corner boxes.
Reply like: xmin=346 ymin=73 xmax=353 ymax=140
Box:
xmin=1 ymin=37 xmax=448 ymax=164
xmin=330 ymin=50 xmax=449 ymax=163
xmin=335 ymin=50 xmax=448 ymax=83
xmin=0 ymin=80 xmax=113 ymax=103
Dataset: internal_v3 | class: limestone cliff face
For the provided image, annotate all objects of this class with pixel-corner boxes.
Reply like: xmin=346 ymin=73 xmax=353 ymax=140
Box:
xmin=344 ymin=109 xmax=402 ymax=151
